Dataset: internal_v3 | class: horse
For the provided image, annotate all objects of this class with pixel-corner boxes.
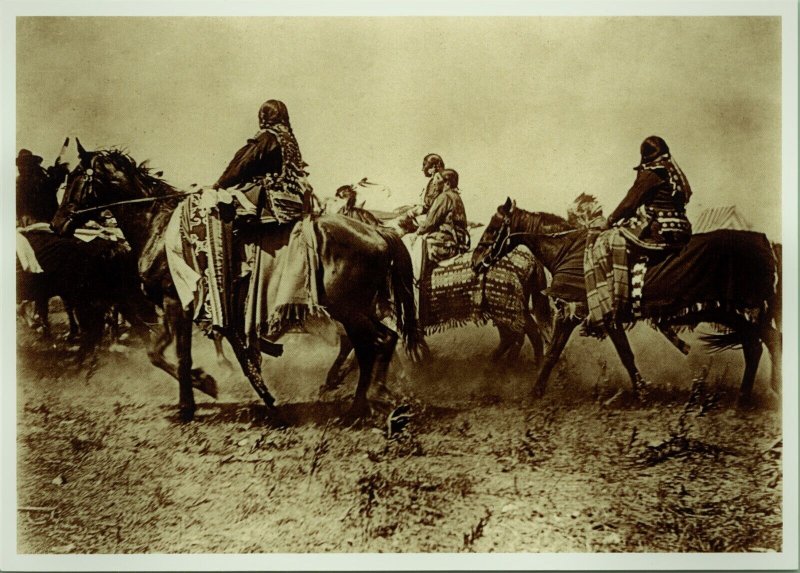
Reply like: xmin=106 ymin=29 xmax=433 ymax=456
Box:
xmin=328 ymin=192 xmax=553 ymax=363
xmin=472 ymin=198 xmax=782 ymax=406
xmin=317 ymin=191 xmax=553 ymax=391
xmin=51 ymin=141 xmax=422 ymax=423
xmin=16 ymin=226 xmax=157 ymax=364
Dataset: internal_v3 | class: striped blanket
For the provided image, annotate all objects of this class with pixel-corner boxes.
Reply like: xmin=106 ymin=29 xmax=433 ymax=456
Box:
xmin=584 ymin=228 xmax=630 ymax=331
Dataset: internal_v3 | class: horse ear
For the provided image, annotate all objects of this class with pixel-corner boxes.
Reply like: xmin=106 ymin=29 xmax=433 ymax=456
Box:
xmin=511 ymin=200 xmax=516 ymax=213
xmin=76 ymin=137 xmax=88 ymax=160
xmin=502 ymin=197 xmax=513 ymax=213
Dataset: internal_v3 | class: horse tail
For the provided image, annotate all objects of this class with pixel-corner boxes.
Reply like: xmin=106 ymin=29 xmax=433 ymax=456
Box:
xmin=699 ymin=331 xmax=744 ymax=353
xmin=375 ymin=228 xmax=426 ymax=359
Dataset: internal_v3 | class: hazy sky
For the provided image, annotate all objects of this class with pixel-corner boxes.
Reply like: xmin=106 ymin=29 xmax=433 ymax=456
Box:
xmin=16 ymin=17 xmax=782 ymax=237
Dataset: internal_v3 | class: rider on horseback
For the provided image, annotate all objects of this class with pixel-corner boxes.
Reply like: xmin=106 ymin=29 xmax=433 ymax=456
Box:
xmin=585 ymin=136 xmax=693 ymax=333
xmin=608 ymin=135 xmax=693 ymax=251
xmin=415 ymin=168 xmax=470 ymax=263
xmin=394 ymin=153 xmax=447 ymax=234
xmin=175 ymin=99 xmax=319 ymax=354
xmin=214 ymin=99 xmax=314 ymax=223
xmin=16 ymin=147 xmax=69 ymax=228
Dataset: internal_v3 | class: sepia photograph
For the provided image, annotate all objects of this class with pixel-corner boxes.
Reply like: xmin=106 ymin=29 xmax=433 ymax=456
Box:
xmin=2 ymin=1 xmax=798 ymax=570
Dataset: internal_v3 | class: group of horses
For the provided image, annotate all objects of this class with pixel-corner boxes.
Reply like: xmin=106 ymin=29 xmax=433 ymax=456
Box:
xmin=27 ymin=139 xmax=781 ymax=423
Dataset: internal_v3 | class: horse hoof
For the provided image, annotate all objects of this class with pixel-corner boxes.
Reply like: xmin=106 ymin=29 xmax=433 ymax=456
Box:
xmin=264 ymin=404 xmax=288 ymax=427
xmin=532 ymin=385 xmax=546 ymax=400
xmin=192 ymin=369 xmax=219 ymax=400
xmin=179 ymin=407 xmax=195 ymax=423
xmin=341 ymin=402 xmax=371 ymax=426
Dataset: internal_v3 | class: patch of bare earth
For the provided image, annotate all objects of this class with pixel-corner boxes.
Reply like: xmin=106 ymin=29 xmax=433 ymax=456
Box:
xmin=16 ymin=320 xmax=782 ymax=553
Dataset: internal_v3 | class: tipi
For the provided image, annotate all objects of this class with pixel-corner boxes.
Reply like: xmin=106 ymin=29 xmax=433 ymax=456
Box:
xmin=694 ymin=205 xmax=752 ymax=233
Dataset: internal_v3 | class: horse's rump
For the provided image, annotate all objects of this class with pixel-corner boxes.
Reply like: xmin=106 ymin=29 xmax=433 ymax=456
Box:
xmin=641 ymin=230 xmax=777 ymax=323
xmin=422 ymin=246 xmax=533 ymax=334
xmin=544 ymin=229 xmax=778 ymax=328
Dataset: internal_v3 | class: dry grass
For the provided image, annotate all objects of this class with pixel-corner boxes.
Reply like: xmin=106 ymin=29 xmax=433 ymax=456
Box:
xmin=16 ymin=318 xmax=782 ymax=553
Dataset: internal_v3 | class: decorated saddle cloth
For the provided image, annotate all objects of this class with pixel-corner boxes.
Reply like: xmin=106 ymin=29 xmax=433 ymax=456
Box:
xmin=584 ymin=227 xmax=631 ymax=330
xmin=419 ymin=245 xmax=534 ymax=335
xmin=165 ymin=188 xmax=324 ymax=340
xmin=558 ymin=228 xmax=776 ymax=332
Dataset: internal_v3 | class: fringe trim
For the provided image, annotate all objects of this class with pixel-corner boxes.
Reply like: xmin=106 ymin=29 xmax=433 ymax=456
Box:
xmin=265 ymin=303 xmax=331 ymax=338
xmin=580 ymin=299 xmax=768 ymax=340
xmin=422 ymin=312 xmax=527 ymax=336
xmin=646 ymin=300 xmax=768 ymax=329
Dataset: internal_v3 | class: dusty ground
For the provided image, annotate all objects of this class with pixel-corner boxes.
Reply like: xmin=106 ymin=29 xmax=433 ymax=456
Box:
xmin=16 ymin=311 xmax=782 ymax=554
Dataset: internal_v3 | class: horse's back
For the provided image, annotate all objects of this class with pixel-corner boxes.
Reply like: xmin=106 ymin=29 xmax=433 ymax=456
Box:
xmin=315 ymin=213 xmax=393 ymax=257
xmin=642 ymin=229 xmax=776 ymax=313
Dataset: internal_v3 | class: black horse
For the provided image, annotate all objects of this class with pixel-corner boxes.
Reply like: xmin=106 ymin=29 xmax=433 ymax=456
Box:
xmin=52 ymin=142 xmax=422 ymax=422
xmin=320 ymin=194 xmax=553 ymax=391
xmin=16 ymin=228 xmax=156 ymax=363
xmin=472 ymin=198 xmax=782 ymax=405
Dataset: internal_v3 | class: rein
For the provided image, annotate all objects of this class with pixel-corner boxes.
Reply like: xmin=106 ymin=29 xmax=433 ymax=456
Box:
xmin=476 ymin=212 xmax=579 ymax=271
xmin=70 ymin=189 xmax=200 ymax=216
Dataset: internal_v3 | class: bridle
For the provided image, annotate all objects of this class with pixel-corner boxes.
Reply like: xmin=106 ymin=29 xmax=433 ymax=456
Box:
xmin=475 ymin=209 xmax=579 ymax=272
xmin=61 ymin=153 xmax=197 ymax=220
xmin=475 ymin=211 xmax=513 ymax=272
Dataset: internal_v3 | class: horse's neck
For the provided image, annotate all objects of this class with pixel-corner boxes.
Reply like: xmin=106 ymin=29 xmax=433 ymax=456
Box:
xmin=511 ymin=210 xmax=540 ymax=235
xmin=112 ymin=203 xmax=171 ymax=257
xmin=514 ymin=234 xmax=568 ymax=274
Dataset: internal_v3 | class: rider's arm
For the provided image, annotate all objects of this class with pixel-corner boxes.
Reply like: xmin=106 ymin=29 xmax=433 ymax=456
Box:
xmin=607 ymin=169 xmax=661 ymax=225
xmin=417 ymin=192 xmax=452 ymax=235
xmin=215 ymin=133 xmax=279 ymax=190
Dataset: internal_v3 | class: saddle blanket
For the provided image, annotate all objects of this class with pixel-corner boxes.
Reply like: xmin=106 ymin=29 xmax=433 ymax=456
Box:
xmin=421 ymin=246 xmax=534 ymax=334
xmin=165 ymin=188 xmax=323 ymax=340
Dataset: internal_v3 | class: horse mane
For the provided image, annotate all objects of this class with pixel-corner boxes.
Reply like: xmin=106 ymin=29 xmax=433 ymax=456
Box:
xmin=512 ymin=206 xmax=575 ymax=235
xmin=98 ymin=148 xmax=179 ymax=198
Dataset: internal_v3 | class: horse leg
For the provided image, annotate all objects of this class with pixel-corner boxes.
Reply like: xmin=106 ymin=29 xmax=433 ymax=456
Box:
xmin=738 ymin=333 xmax=764 ymax=407
xmin=372 ymin=323 xmax=399 ymax=398
xmin=211 ymin=331 xmax=235 ymax=371
xmin=507 ymin=331 xmax=524 ymax=363
xmin=533 ymin=316 xmax=579 ymax=398
xmin=491 ymin=325 xmax=515 ymax=362
xmin=108 ymin=305 xmax=122 ymax=341
xmin=72 ymin=303 xmax=101 ymax=356
xmin=225 ymin=332 xmax=279 ymax=412
xmin=65 ymin=300 xmax=79 ymax=342
xmin=172 ymin=300 xmax=196 ymax=422
xmin=340 ymin=314 xmax=381 ymax=421
xmin=35 ymin=296 xmax=51 ymax=339
xmin=762 ymin=326 xmax=782 ymax=395
xmin=145 ymin=298 xmax=218 ymax=399
xmin=523 ymin=312 xmax=544 ymax=364
xmin=606 ymin=325 xmax=645 ymax=397
xmin=323 ymin=334 xmax=356 ymax=392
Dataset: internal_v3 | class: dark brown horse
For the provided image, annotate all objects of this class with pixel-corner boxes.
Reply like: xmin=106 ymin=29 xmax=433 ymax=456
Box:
xmin=319 ymin=194 xmax=553 ymax=391
xmin=472 ymin=198 xmax=782 ymax=405
xmin=52 ymin=142 xmax=422 ymax=422
xmin=17 ymin=227 xmax=154 ymax=363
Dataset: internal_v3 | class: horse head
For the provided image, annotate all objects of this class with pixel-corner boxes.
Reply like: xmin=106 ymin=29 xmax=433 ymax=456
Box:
xmin=471 ymin=197 xmax=516 ymax=274
xmin=52 ymin=141 xmax=144 ymax=235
